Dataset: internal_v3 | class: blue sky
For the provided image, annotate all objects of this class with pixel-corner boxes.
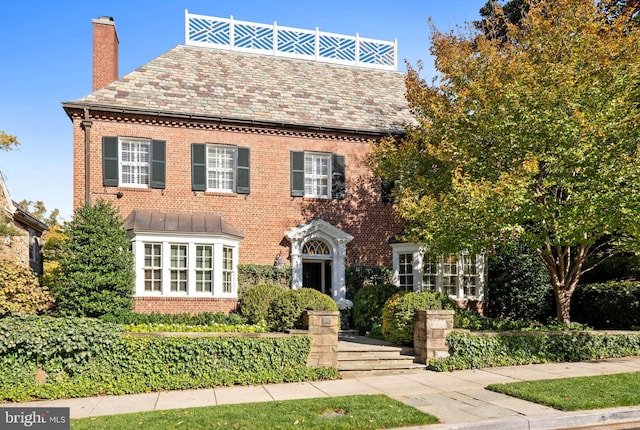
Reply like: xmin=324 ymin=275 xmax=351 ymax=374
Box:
xmin=0 ymin=0 xmax=487 ymax=221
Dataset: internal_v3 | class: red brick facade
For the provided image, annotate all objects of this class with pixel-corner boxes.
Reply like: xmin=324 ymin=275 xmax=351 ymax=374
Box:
xmin=133 ymin=296 xmax=239 ymax=314
xmin=92 ymin=17 xmax=118 ymax=92
xmin=69 ymin=111 xmax=402 ymax=268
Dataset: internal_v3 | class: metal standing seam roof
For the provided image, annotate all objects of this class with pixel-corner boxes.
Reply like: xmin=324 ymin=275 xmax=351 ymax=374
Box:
xmin=65 ymin=45 xmax=414 ymax=134
xmin=123 ymin=210 xmax=244 ymax=239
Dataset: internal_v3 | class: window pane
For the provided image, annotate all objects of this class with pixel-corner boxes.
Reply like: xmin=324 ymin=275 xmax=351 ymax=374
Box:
xmin=170 ymin=244 xmax=188 ymax=292
xmin=144 ymin=243 xmax=162 ymax=292
xmin=195 ymin=245 xmax=213 ymax=293
xmin=120 ymin=138 xmax=150 ymax=186
xmin=207 ymin=145 xmax=235 ymax=192
xmin=222 ymin=247 xmax=233 ymax=293
xmin=303 ymin=153 xmax=330 ymax=198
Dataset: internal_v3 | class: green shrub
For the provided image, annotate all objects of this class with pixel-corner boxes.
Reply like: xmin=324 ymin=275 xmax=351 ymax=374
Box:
xmin=123 ymin=321 xmax=268 ymax=333
xmin=345 ymin=266 xmax=393 ymax=300
xmin=352 ymin=283 xmax=401 ymax=335
xmin=0 ymin=258 xmax=53 ymax=316
xmin=239 ymin=283 xmax=288 ymax=324
xmin=266 ymin=289 xmax=337 ymax=332
xmin=0 ymin=315 xmax=339 ymax=402
xmin=238 ymin=264 xmax=291 ymax=290
xmin=101 ymin=311 xmax=248 ymax=326
xmin=571 ymin=281 xmax=640 ymax=329
xmin=429 ymin=331 xmax=640 ymax=371
xmin=382 ymin=291 xmax=456 ymax=345
xmin=52 ymin=199 xmax=134 ymax=318
xmin=486 ymin=243 xmax=554 ymax=322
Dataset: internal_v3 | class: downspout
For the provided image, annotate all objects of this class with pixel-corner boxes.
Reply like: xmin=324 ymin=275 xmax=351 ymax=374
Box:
xmin=81 ymin=108 xmax=93 ymax=205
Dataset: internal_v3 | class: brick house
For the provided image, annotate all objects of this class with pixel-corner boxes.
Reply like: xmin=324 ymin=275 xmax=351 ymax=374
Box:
xmin=0 ymin=173 xmax=47 ymax=275
xmin=62 ymin=13 xmax=485 ymax=314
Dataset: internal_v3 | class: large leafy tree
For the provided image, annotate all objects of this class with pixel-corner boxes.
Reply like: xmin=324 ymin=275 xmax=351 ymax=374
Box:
xmin=53 ymin=199 xmax=134 ymax=317
xmin=0 ymin=130 xmax=18 ymax=151
xmin=371 ymin=0 xmax=640 ymax=325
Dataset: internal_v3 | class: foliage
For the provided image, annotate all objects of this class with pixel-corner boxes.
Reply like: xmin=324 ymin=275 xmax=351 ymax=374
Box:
xmin=0 ymin=315 xmax=122 ymax=374
xmin=580 ymin=253 xmax=640 ymax=284
xmin=486 ymin=242 xmax=554 ymax=321
xmin=71 ymin=395 xmax=438 ymax=430
xmin=428 ymin=331 xmax=640 ymax=371
xmin=238 ymin=264 xmax=291 ymax=290
xmin=345 ymin=266 xmax=393 ymax=300
xmin=352 ymin=283 xmax=401 ymax=335
xmin=454 ymin=309 xmax=591 ymax=332
xmin=40 ymin=224 xmax=67 ymax=293
xmin=0 ymin=315 xmax=338 ymax=402
xmin=52 ymin=199 xmax=134 ymax=318
xmin=123 ymin=321 xmax=268 ymax=333
xmin=571 ymin=281 xmax=640 ymax=329
xmin=370 ymin=0 xmax=640 ymax=325
xmin=489 ymin=371 xmax=640 ymax=412
xmin=265 ymin=288 xmax=337 ymax=332
xmin=239 ymin=283 xmax=288 ymax=324
xmin=382 ymin=291 xmax=456 ymax=345
xmin=0 ymin=130 xmax=19 ymax=151
xmin=0 ymin=258 xmax=53 ymax=316
xmin=101 ymin=311 xmax=249 ymax=326
xmin=16 ymin=200 xmax=61 ymax=227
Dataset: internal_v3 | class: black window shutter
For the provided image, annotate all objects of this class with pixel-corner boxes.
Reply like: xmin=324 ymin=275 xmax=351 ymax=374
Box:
xmin=235 ymin=147 xmax=250 ymax=194
xmin=331 ymin=154 xmax=345 ymax=200
xmin=191 ymin=143 xmax=207 ymax=191
xmin=150 ymin=140 xmax=166 ymax=189
xmin=290 ymin=151 xmax=305 ymax=197
xmin=381 ymin=179 xmax=395 ymax=203
xmin=102 ymin=136 xmax=119 ymax=187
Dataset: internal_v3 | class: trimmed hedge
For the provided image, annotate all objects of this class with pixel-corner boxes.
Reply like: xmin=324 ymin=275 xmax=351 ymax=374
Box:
xmin=429 ymin=330 xmax=640 ymax=371
xmin=239 ymin=283 xmax=288 ymax=324
xmin=352 ymin=284 xmax=401 ymax=335
xmin=571 ymin=281 xmax=640 ymax=329
xmin=0 ymin=316 xmax=339 ymax=402
xmin=101 ymin=311 xmax=249 ymax=326
xmin=267 ymin=288 xmax=338 ymax=332
xmin=238 ymin=264 xmax=291 ymax=290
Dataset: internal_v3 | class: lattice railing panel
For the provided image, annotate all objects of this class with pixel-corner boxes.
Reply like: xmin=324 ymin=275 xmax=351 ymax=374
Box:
xmin=277 ymin=28 xmax=316 ymax=57
xmin=359 ymin=39 xmax=396 ymax=68
xmin=185 ymin=10 xmax=397 ymax=71
xmin=188 ymin=15 xmax=230 ymax=47
xmin=319 ymin=34 xmax=356 ymax=63
xmin=234 ymin=22 xmax=274 ymax=51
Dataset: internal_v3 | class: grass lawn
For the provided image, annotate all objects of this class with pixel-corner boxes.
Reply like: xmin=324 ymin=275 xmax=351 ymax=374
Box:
xmin=71 ymin=394 xmax=439 ymax=429
xmin=488 ymin=371 xmax=640 ymax=411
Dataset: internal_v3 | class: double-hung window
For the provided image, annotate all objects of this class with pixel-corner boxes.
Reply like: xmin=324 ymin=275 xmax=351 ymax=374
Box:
xmin=398 ymin=253 xmax=414 ymax=291
xmin=170 ymin=244 xmax=188 ymax=292
xmin=195 ymin=245 xmax=213 ymax=293
xmin=222 ymin=246 xmax=233 ymax=293
xmin=144 ymin=243 xmax=162 ymax=292
xmin=120 ymin=138 xmax=150 ymax=186
xmin=290 ymin=151 xmax=345 ymax=199
xmin=102 ymin=136 xmax=166 ymax=189
xmin=191 ymin=144 xmax=250 ymax=194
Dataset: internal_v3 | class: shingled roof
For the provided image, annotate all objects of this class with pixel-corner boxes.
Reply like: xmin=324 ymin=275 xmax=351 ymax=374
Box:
xmin=64 ymin=44 xmax=413 ymax=134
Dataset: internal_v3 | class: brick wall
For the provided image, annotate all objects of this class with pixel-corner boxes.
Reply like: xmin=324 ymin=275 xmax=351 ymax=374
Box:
xmin=70 ymin=111 xmax=403 ymax=268
xmin=133 ymin=296 xmax=239 ymax=315
xmin=92 ymin=17 xmax=118 ymax=91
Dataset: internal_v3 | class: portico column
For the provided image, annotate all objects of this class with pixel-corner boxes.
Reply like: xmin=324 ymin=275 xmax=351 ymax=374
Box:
xmin=332 ymin=239 xmax=348 ymax=301
xmin=291 ymin=242 xmax=303 ymax=290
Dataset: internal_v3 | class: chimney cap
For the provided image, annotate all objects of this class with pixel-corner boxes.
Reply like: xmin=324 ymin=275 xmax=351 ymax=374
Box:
xmin=92 ymin=16 xmax=115 ymax=25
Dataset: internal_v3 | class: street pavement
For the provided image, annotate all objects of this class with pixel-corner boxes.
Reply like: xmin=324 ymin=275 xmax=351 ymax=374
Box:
xmin=2 ymin=356 xmax=640 ymax=429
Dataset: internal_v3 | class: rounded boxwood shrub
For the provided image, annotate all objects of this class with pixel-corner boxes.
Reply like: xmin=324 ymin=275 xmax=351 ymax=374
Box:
xmin=266 ymin=288 xmax=337 ymax=332
xmin=352 ymin=283 xmax=401 ymax=334
xmin=239 ymin=283 xmax=287 ymax=324
xmin=382 ymin=291 xmax=456 ymax=346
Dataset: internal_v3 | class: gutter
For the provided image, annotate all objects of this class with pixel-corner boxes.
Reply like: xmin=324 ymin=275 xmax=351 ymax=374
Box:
xmin=61 ymin=102 xmax=407 ymax=138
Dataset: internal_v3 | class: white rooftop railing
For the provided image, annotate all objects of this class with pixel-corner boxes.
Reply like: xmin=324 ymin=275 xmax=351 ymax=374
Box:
xmin=185 ymin=10 xmax=397 ymax=71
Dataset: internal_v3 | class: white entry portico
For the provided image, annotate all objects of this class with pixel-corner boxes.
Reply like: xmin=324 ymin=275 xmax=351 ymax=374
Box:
xmin=284 ymin=219 xmax=353 ymax=302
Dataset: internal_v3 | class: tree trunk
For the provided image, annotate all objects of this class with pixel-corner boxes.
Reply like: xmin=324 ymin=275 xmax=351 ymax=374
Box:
xmin=536 ymin=243 xmax=589 ymax=326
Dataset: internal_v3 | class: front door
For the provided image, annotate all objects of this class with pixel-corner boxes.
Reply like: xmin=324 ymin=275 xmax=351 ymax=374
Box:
xmin=302 ymin=260 xmax=332 ymax=296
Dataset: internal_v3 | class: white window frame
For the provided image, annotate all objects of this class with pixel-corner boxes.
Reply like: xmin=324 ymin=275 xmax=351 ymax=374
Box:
xmin=391 ymin=243 xmax=486 ymax=300
xmin=119 ymin=137 xmax=150 ymax=188
xmin=206 ymin=144 xmax=236 ymax=193
xmin=170 ymin=244 xmax=188 ymax=292
xmin=131 ymin=233 xmax=240 ymax=298
xmin=195 ymin=244 xmax=214 ymax=293
xmin=143 ymin=243 xmax=162 ymax=292
xmin=304 ymin=152 xmax=331 ymax=198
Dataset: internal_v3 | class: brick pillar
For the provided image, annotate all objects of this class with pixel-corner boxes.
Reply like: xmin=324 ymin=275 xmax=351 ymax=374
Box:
xmin=414 ymin=309 xmax=454 ymax=364
xmin=302 ymin=310 xmax=339 ymax=368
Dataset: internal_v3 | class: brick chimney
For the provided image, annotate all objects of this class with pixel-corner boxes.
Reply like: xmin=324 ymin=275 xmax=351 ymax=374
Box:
xmin=92 ymin=16 xmax=119 ymax=91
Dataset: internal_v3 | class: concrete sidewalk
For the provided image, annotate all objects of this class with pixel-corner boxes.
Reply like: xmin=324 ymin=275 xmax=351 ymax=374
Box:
xmin=3 ymin=356 xmax=640 ymax=429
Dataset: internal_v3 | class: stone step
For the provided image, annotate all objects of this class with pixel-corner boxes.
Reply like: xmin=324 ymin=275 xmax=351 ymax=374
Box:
xmin=337 ymin=334 xmax=426 ymax=376
xmin=338 ymin=350 xmax=412 ymax=360
xmin=338 ymin=356 xmax=419 ymax=366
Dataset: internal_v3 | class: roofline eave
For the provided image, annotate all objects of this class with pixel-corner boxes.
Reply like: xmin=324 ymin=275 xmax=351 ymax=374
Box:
xmin=61 ymin=102 xmax=408 ymax=138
